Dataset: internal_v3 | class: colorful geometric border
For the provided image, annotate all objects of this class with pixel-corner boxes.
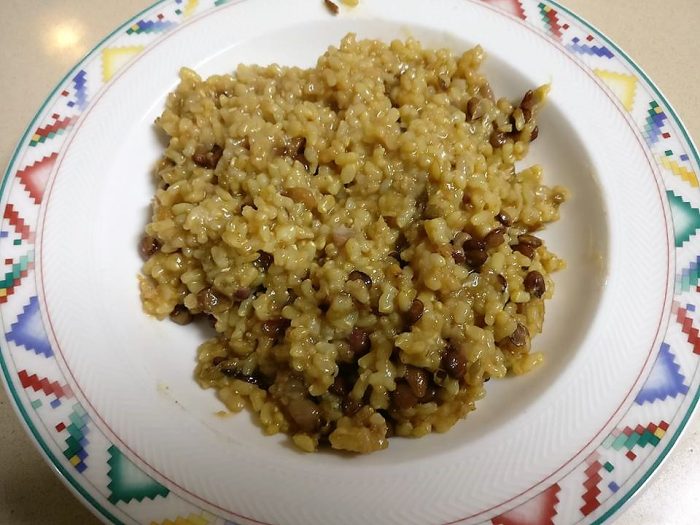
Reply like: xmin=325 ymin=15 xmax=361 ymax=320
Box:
xmin=0 ymin=0 xmax=698 ymax=524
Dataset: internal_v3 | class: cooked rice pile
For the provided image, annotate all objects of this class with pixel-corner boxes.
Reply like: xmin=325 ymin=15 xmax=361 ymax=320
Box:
xmin=139 ymin=34 xmax=567 ymax=453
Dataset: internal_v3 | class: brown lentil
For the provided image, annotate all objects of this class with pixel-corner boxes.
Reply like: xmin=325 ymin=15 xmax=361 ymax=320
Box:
xmin=517 ymin=234 xmax=543 ymax=248
xmin=497 ymin=274 xmax=508 ymax=293
xmin=220 ymin=368 xmax=268 ymax=388
xmin=348 ymin=326 xmax=370 ymax=354
xmin=406 ymin=298 xmax=424 ymax=325
xmin=499 ymin=323 xmax=530 ymax=355
xmin=442 ymin=346 xmax=467 ymax=379
xmin=342 ymin=396 xmax=363 ymax=416
xmin=139 ymin=235 xmax=160 ymax=258
xmin=466 ymin=97 xmax=484 ymax=121
xmin=391 ymin=382 xmax=418 ymax=410
xmin=404 ymin=366 xmax=428 ymax=398
xmin=329 ymin=375 xmax=350 ymax=397
xmin=192 ymin=144 xmax=223 ymax=169
xmin=285 ymin=136 xmax=306 ymax=158
xmin=513 ymin=243 xmax=536 ymax=259
xmin=464 ymin=245 xmax=488 ymax=268
xmin=483 ymin=227 xmax=506 ymax=249
xmin=524 ymin=270 xmax=546 ymax=298
xmin=489 ymin=129 xmax=507 ymax=149
xmin=254 ymin=251 xmax=273 ymax=271
xmin=169 ymin=304 xmax=193 ymax=325
xmin=323 ymin=0 xmax=339 ymax=15
xmin=348 ymin=270 xmax=372 ymax=288
xmin=197 ymin=288 xmax=232 ymax=314
xmin=520 ymin=90 xmax=536 ymax=111
xmin=480 ymin=82 xmax=495 ymax=101
xmin=287 ymin=398 xmax=321 ymax=433
xmin=262 ymin=317 xmax=291 ymax=338
xmin=496 ymin=211 xmax=513 ymax=226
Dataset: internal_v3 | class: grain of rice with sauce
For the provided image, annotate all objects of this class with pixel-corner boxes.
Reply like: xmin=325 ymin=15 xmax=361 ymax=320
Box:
xmin=139 ymin=34 xmax=567 ymax=453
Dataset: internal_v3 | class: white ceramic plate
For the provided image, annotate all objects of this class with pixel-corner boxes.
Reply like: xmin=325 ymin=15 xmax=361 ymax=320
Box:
xmin=2 ymin=1 xmax=699 ymax=524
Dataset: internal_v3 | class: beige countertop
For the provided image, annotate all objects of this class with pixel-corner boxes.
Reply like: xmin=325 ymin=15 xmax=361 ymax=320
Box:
xmin=0 ymin=0 xmax=698 ymax=523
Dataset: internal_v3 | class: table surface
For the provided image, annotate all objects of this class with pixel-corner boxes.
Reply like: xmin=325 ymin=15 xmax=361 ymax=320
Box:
xmin=1 ymin=0 xmax=699 ymax=523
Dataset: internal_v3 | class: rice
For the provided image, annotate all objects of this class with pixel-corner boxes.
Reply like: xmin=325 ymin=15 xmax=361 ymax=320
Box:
xmin=139 ymin=34 xmax=567 ymax=453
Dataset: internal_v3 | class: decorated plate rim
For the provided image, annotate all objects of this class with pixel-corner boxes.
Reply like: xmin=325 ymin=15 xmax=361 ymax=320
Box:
xmin=1 ymin=1 xmax=698 ymax=524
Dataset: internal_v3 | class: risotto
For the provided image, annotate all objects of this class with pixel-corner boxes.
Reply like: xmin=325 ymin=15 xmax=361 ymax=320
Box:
xmin=139 ymin=34 xmax=567 ymax=453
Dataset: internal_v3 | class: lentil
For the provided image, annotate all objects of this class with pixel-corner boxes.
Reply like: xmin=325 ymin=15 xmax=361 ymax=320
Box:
xmin=139 ymin=235 xmax=160 ymax=258
xmin=404 ymin=366 xmax=428 ymax=398
xmin=192 ymin=144 xmax=223 ymax=169
xmin=348 ymin=327 xmax=370 ymax=354
xmin=406 ymin=298 xmax=424 ymax=325
xmin=442 ymin=346 xmax=467 ymax=379
xmin=513 ymin=243 xmax=536 ymax=259
xmin=524 ymin=270 xmax=546 ymax=297
xmin=391 ymin=382 xmax=418 ymax=410
xmin=483 ymin=227 xmax=506 ymax=249
xmin=169 ymin=304 xmax=192 ymax=325
xmin=348 ymin=270 xmax=372 ymax=288
xmin=517 ymin=234 xmax=543 ymax=247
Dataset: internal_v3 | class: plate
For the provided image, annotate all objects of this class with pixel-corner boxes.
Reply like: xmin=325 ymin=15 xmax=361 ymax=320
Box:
xmin=1 ymin=1 xmax=699 ymax=524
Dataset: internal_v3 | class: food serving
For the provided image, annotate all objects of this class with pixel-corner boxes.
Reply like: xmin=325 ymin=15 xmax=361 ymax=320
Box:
xmin=139 ymin=34 xmax=567 ymax=453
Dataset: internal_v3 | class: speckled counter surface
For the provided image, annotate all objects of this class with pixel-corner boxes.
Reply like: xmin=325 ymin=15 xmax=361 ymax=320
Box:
xmin=0 ymin=1 xmax=698 ymax=523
